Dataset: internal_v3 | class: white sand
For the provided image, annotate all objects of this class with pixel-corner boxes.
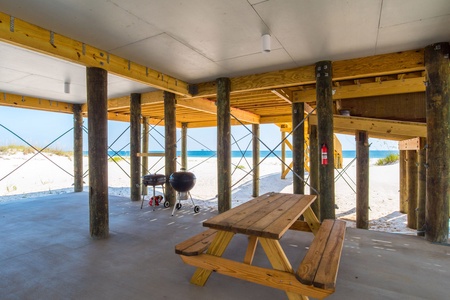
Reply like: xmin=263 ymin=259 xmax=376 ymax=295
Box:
xmin=0 ymin=153 xmax=415 ymax=235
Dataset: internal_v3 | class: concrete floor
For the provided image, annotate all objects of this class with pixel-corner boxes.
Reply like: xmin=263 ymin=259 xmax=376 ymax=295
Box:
xmin=1 ymin=192 xmax=449 ymax=300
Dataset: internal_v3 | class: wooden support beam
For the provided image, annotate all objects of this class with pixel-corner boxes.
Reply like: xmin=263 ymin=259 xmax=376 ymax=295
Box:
xmin=316 ymin=61 xmax=335 ymax=221
xmin=0 ymin=12 xmax=189 ymax=96
xmin=399 ymin=137 xmax=420 ymax=150
xmin=356 ymin=131 xmax=369 ymax=229
xmin=193 ymin=49 xmax=424 ymax=98
xmin=292 ymin=102 xmax=305 ymax=194
xmin=417 ymin=137 xmax=427 ymax=236
xmin=73 ymin=104 xmax=83 ymax=193
xmin=293 ymin=77 xmax=425 ymax=102
xmin=141 ymin=117 xmax=149 ymax=196
xmin=176 ymin=97 xmax=260 ymax=124
xmin=181 ymin=123 xmax=188 ymax=170
xmin=87 ymin=67 xmax=109 ymax=239
xmin=164 ymin=91 xmax=177 ymax=206
xmin=130 ymin=93 xmax=141 ymax=202
xmin=424 ymin=42 xmax=450 ymax=243
xmin=406 ymin=150 xmax=418 ymax=230
xmin=309 ymin=125 xmax=320 ymax=219
xmin=309 ymin=115 xmax=427 ymax=139
xmin=217 ymin=78 xmax=232 ymax=213
xmin=252 ymin=124 xmax=260 ymax=198
xmin=0 ymin=92 xmax=74 ymax=113
xmin=399 ymin=150 xmax=408 ymax=214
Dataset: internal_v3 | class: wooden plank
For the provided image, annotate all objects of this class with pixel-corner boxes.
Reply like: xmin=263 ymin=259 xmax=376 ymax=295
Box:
xmin=136 ymin=152 xmax=165 ymax=157
xmin=190 ymin=231 xmax=235 ymax=286
xmin=193 ymin=50 xmax=424 ymax=98
xmin=289 ymin=220 xmax=313 ymax=232
xmin=309 ymin=115 xmax=427 ymax=139
xmin=398 ymin=137 xmax=420 ymax=150
xmin=175 ymin=229 xmax=218 ymax=256
xmin=296 ymin=220 xmax=334 ymax=286
xmin=176 ymin=97 xmax=260 ymax=124
xmin=259 ymin=238 xmax=305 ymax=300
xmin=243 ymin=195 xmax=300 ymax=239
xmin=1 ymin=92 xmax=74 ymax=114
xmin=302 ymin=207 xmax=321 ymax=235
xmin=243 ymin=236 xmax=258 ymax=265
xmin=293 ymin=77 xmax=425 ymax=102
xmin=181 ymin=254 xmax=331 ymax=299
xmin=203 ymin=193 xmax=286 ymax=233
xmin=0 ymin=12 xmax=189 ymax=96
xmin=260 ymin=195 xmax=317 ymax=239
xmin=313 ymin=220 xmax=346 ymax=290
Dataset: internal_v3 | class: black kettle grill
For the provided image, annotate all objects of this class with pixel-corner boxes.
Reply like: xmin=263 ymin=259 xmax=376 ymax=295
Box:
xmin=169 ymin=170 xmax=199 ymax=215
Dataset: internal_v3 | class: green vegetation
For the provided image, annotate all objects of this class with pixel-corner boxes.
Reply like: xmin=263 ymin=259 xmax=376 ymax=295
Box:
xmin=109 ymin=156 xmax=125 ymax=162
xmin=236 ymin=165 xmax=246 ymax=170
xmin=0 ymin=144 xmax=73 ymax=158
xmin=375 ymin=153 xmax=399 ymax=166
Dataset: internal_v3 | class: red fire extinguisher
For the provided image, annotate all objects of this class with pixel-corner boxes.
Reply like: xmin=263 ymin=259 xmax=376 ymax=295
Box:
xmin=321 ymin=143 xmax=328 ymax=165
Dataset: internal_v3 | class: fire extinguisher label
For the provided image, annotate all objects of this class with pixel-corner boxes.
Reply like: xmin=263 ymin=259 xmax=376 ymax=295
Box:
xmin=321 ymin=144 xmax=328 ymax=165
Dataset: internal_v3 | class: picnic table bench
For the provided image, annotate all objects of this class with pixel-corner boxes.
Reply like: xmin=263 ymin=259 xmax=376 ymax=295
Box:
xmin=175 ymin=192 xmax=346 ymax=300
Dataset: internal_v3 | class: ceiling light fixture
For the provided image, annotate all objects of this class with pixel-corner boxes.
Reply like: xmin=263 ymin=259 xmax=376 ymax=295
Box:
xmin=261 ymin=33 xmax=271 ymax=53
xmin=64 ymin=82 xmax=70 ymax=94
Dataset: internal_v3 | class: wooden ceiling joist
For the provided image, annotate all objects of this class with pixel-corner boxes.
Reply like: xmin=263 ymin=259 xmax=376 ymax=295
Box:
xmin=0 ymin=11 xmax=190 ymax=96
xmin=1 ymin=92 xmax=74 ymax=113
xmin=309 ymin=115 xmax=426 ymax=140
xmin=292 ymin=77 xmax=426 ymax=102
xmin=176 ymin=97 xmax=260 ymax=124
xmin=191 ymin=49 xmax=425 ymax=98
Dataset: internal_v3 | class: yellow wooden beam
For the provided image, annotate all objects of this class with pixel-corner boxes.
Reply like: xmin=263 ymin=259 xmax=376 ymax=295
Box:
xmin=309 ymin=115 xmax=426 ymax=140
xmin=0 ymin=92 xmax=74 ymax=113
xmin=398 ymin=137 xmax=420 ymax=150
xmin=293 ymin=77 xmax=425 ymax=102
xmin=0 ymin=11 xmax=190 ymax=96
xmin=176 ymin=97 xmax=260 ymax=124
xmin=193 ymin=49 xmax=424 ymax=98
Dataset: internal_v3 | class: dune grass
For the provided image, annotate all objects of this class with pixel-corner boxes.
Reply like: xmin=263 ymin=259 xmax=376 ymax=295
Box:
xmin=0 ymin=144 xmax=73 ymax=158
xmin=375 ymin=153 xmax=399 ymax=166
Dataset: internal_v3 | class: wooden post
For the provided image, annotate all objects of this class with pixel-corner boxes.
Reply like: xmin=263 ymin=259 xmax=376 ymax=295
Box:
xmin=130 ymin=93 xmax=141 ymax=202
xmin=407 ymin=150 xmax=418 ymax=229
xmin=309 ymin=124 xmax=320 ymax=219
xmin=164 ymin=91 xmax=177 ymax=206
xmin=181 ymin=123 xmax=188 ymax=170
xmin=252 ymin=124 xmax=260 ymax=197
xmin=293 ymin=102 xmax=305 ymax=194
xmin=417 ymin=137 xmax=427 ymax=236
xmin=86 ymin=67 xmax=108 ymax=239
xmin=217 ymin=77 xmax=231 ymax=213
xmin=141 ymin=117 xmax=149 ymax=195
xmin=424 ymin=42 xmax=450 ymax=243
xmin=73 ymin=104 xmax=83 ymax=192
xmin=399 ymin=150 xmax=408 ymax=213
xmin=356 ymin=131 xmax=369 ymax=229
xmin=281 ymin=131 xmax=286 ymax=177
xmin=316 ymin=61 xmax=335 ymax=220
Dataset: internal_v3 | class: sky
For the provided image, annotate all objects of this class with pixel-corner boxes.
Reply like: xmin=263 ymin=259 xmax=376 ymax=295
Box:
xmin=0 ymin=106 xmax=398 ymax=152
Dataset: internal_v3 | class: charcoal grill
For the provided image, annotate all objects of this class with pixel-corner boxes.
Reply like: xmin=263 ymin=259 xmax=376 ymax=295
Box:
xmin=141 ymin=174 xmax=169 ymax=210
xmin=169 ymin=170 xmax=199 ymax=215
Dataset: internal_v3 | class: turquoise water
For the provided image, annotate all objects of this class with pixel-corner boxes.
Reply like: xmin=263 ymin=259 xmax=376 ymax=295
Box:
xmin=102 ymin=150 xmax=398 ymax=159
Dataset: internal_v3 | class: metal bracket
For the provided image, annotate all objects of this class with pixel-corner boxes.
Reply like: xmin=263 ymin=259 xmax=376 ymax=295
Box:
xmin=10 ymin=16 xmax=14 ymax=32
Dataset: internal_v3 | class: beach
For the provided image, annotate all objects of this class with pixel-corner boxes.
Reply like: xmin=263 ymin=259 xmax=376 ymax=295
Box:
xmin=0 ymin=152 xmax=415 ymax=235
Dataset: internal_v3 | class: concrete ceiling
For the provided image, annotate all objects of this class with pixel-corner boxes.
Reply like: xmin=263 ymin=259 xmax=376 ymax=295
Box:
xmin=0 ymin=0 xmax=449 ymax=104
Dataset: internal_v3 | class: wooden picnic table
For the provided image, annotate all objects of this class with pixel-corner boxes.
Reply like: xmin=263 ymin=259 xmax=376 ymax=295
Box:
xmin=175 ymin=192 xmax=346 ymax=300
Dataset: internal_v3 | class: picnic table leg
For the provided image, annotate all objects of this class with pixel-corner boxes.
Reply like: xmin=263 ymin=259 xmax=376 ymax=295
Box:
xmin=302 ymin=207 xmax=321 ymax=235
xmin=190 ymin=231 xmax=234 ymax=286
xmin=259 ymin=238 xmax=309 ymax=300
xmin=243 ymin=236 xmax=258 ymax=264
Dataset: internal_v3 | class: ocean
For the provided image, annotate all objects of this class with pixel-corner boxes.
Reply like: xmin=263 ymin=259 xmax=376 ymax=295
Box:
xmin=103 ymin=150 xmax=398 ymax=159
